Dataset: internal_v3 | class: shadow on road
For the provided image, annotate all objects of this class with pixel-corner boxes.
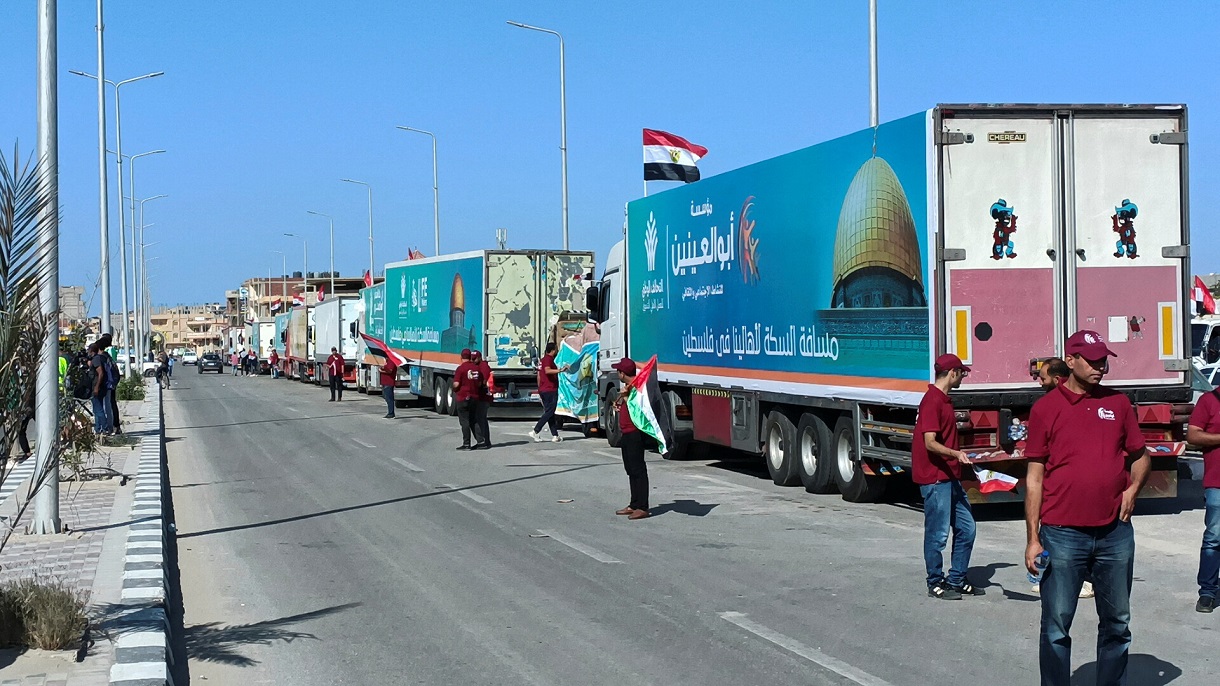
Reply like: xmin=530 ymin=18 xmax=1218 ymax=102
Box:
xmin=178 ymin=463 xmax=610 ymax=539
xmin=968 ymin=562 xmax=1016 ymax=589
xmin=650 ymin=499 xmax=719 ymax=517
xmin=167 ymin=414 xmax=363 ymax=431
xmin=180 ymin=602 xmax=361 ymax=667
xmin=1071 ymin=653 xmax=1181 ymax=685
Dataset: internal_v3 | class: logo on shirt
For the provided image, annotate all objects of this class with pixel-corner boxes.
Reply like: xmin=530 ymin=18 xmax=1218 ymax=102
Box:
xmin=1097 ymin=407 xmax=1115 ymax=421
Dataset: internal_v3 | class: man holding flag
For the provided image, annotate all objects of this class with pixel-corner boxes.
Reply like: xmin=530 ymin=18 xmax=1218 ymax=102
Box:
xmin=913 ymin=353 xmax=980 ymax=600
xmin=611 ymin=356 xmax=674 ymax=521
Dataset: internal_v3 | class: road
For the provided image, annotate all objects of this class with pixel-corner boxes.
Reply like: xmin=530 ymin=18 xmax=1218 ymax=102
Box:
xmin=165 ymin=368 xmax=1213 ymax=685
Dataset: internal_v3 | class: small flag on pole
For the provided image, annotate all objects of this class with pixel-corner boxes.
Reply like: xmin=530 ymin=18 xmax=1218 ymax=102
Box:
xmin=644 ymin=129 xmax=708 ymax=183
xmin=292 ymin=295 xmax=304 ymax=308
xmin=973 ymin=466 xmax=1019 ymax=494
xmin=624 ymin=355 xmax=675 ymax=456
xmin=317 ymin=285 xmax=325 ymax=303
xmin=270 ymin=298 xmax=283 ymax=313
xmin=359 ymin=332 xmax=408 ymax=368
xmin=363 ymin=270 xmax=373 ymax=288
xmin=1194 ymin=276 xmax=1216 ymax=315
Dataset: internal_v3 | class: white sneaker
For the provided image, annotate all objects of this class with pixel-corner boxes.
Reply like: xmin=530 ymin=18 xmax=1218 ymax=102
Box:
xmin=551 ymin=435 xmax=562 ymax=443
xmin=1079 ymin=581 xmax=1094 ymax=599
xmin=528 ymin=430 xmax=544 ymax=443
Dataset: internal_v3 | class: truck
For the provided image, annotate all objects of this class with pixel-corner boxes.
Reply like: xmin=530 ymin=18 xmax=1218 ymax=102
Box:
xmin=356 ymin=280 xmax=387 ymax=394
xmin=585 ymin=104 xmax=1192 ymax=504
xmin=312 ymin=296 xmax=361 ymax=387
xmin=383 ymin=250 xmax=595 ymax=415
xmin=285 ymin=305 xmax=315 ymax=381
xmin=245 ymin=321 xmax=276 ymax=361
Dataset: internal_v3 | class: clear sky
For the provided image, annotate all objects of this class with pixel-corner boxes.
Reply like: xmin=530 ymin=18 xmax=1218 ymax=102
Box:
xmin=1 ymin=1 xmax=1217 ymax=312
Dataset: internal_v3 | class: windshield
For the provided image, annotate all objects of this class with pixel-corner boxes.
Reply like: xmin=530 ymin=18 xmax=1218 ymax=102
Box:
xmin=1193 ymin=324 xmax=1208 ymax=358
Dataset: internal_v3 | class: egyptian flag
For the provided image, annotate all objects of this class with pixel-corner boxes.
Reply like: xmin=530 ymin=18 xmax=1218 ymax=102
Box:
xmin=292 ymin=295 xmax=304 ymax=308
xmin=624 ymin=355 xmax=674 ymax=455
xmin=644 ymin=129 xmax=707 ymax=183
xmin=359 ymin=332 xmax=408 ymax=368
xmin=317 ymin=285 xmax=325 ymax=303
xmin=270 ymin=298 xmax=283 ymax=313
xmin=363 ymin=270 xmax=373 ymax=288
xmin=1194 ymin=276 xmax=1216 ymax=315
xmin=973 ymin=466 xmax=1019 ymax=494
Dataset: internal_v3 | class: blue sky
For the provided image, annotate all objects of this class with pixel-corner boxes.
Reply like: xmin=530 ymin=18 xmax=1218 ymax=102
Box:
xmin=1 ymin=1 xmax=1217 ymax=311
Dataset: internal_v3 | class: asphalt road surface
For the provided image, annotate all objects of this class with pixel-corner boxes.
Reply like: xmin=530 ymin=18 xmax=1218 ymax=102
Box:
xmin=164 ymin=369 xmax=1214 ymax=685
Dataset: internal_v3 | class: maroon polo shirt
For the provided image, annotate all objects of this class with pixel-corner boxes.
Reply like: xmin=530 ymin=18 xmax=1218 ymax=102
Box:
xmin=1025 ymin=383 xmax=1146 ymax=527
xmin=538 ymin=354 xmax=559 ymax=394
xmin=911 ymin=384 xmax=961 ymax=485
xmin=1189 ymin=390 xmax=1220 ymax=489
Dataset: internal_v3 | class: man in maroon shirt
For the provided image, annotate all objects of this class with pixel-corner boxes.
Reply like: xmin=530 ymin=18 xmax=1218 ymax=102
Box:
xmin=612 ymin=358 xmax=649 ymax=520
xmin=453 ymin=349 xmax=491 ymax=450
xmin=326 ymin=347 xmax=345 ymax=401
xmin=529 ymin=342 xmax=564 ymax=443
xmin=913 ymin=353 xmax=978 ymax=600
xmin=471 ymin=350 xmax=493 ymax=449
xmin=380 ymin=360 xmax=397 ymax=419
xmin=1024 ymin=330 xmax=1148 ymax=686
xmin=1187 ymin=387 xmax=1220 ymax=613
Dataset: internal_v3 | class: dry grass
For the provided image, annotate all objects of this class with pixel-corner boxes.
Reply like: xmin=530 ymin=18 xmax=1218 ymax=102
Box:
xmin=0 ymin=576 xmax=89 ymax=650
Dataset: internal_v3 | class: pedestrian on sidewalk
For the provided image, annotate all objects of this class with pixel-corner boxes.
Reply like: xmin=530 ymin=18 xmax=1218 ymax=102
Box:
xmin=529 ymin=342 xmax=564 ymax=443
xmin=269 ymin=349 xmax=280 ymax=379
xmin=1024 ymin=330 xmax=1148 ymax=686
xmin=230 ymin=350 xmax=240 ymax=376
xmin=156 ymin=352 xmax=170 ymax=389
xmin=380 ymin=359 xmax=398 ymax=418
xmin=4 ymin=372 xmax=33 ymax=461
xmin=454 ymin=349 xmax=486 ymax=450
xmin=327 ymin=347 xmax=345 ymax=401
xmin=1187 ymin=384 xmax=1220 ymax=614
xmin=88 ymin=343 xmax=113 ymax=436
xmin=914 ymin=353 xmax=980 ymax=600
xmin=97 ymin=333 xmax=123 ymax=435
xmin=612 ymin=358 xmax=649 ymax=520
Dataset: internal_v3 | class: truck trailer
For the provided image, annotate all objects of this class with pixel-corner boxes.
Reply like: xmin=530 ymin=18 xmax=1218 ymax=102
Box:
xmin=285 ymin=305 xmax=315 ymax=381
xmin=356 ymin=281 xmax=387 ymax=394
xmin=383 ymin=250 xmax=594 ymax=415
xmin=586 ymin=104 xmax=1192 ymax=504
xmin=312 ymin=296 xmax=361 ymax=386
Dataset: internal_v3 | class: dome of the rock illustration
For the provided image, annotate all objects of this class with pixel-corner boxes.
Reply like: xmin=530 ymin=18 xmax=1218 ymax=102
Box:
xmin=830 ymin=156 xmax=927 ymax=308
xmin=449 ymin=273 xmax=466 ymax=327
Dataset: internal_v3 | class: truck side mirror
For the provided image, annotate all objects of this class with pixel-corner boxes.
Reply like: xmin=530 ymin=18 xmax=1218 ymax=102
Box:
xmin=1207 ymin=337 xmax=1220 ymax=364
xmin=349 ymin=322 xmax=358 ymax=338
xmin=585 ymin=284 xmax=600 ymax=315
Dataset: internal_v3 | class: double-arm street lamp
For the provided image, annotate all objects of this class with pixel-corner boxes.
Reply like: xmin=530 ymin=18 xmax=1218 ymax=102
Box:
xmin=395 ymin=126 xmax=441 ymax=256
xmin=340 ymin=179 xmax=374 ymax=278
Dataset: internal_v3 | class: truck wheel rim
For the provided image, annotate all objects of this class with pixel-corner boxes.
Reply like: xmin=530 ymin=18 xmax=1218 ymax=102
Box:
xmin=767 ymin=424 xmax=784 ymax=470
xmin=837 ymin=432 xmax=854 ymax=483
xmin=801 ymin=429 xmax=817 ymax=475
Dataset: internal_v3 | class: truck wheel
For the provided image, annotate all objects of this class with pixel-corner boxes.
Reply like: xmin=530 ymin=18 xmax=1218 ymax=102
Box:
xmin=446 ymin=383 xmax=458 ymax=417
xmin=832 ymin=417 xmax=887 ymax=503
xmin=763 ymin=411 xmax=800 ymax=487
xmin=433 ymin=378 xmax=449 ymax=414
xmin=604 ymin=393 xmax=622 ymax=448
xmin=796 ymin=413 xmax=836 ymax=494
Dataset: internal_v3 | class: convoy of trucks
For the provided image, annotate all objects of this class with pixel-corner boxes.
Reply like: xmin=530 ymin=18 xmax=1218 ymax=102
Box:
xmin=585 ymin=104 xmax=1193 ymax=504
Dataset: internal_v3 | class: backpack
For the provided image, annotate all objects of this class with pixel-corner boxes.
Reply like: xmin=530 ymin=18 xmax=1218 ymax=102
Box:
xmin=105 ymin=355 xmax=121 ymax=390
xmin=73 ymin=364 xmax=96 ymax=400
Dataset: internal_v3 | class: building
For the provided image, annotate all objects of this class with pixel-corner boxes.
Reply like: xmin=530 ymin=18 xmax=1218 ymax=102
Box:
xmin=149 ymin=304 xmax=227 ymax=353
xmin=226 ymin=273 xmax=368 ymax=329
xmin=59 ymin=286 xmax=87 ymax=322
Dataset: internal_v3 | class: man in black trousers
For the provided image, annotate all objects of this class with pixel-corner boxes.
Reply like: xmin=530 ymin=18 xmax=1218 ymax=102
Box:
xmin=612 ymin=358 xmax=649 ymax=520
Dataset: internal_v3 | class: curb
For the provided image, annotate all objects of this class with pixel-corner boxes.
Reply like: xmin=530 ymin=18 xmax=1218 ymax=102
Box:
xmin=109 ymin=384 xmax=174 ymax=686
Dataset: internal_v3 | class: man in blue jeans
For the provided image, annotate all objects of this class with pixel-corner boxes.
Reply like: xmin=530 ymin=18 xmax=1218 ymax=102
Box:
xmin=912 ymin=353 xmax=979 ymax=600
xmin=1187 ymin=387 xmax=1220 ymax=613
xmin=1024 ymin=330 xmax=1149 ymax=686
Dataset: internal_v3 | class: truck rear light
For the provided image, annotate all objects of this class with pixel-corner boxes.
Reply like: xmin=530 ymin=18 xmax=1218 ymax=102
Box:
xmin=675 ymin=405 xmax=692 ymax=420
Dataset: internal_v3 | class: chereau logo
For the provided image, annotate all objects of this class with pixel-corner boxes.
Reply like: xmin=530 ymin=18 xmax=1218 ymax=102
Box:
xmin=644 ymin=212 xmax=659 ymax=272
xmin=1097 ymin=407 xmax=1116 ymax=421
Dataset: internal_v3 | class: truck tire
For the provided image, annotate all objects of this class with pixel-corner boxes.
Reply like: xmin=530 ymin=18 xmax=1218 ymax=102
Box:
xmin=433 ymin=378 xmax=449 ymax=415
xmin=763 ymin=411 xmax=800 ymax=487
xmin=832 ymin=417 xmax=886 ymax=503
xmin=446 ymin=383 xmax=458 ymax=417
xmin=604 ymin=393 xmax=622 ymax=448
xmin=796 ymin=413 xmax=836 ymax=494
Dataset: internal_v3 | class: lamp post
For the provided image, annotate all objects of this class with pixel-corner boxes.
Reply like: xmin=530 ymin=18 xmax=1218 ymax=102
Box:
xmin=395 ymin=126 xmax=440 ymax=256
xmin=130 ymin=193 xmax=166 ymax=365
xmin=340 ymin=179 xmax=374 ymax=277
xmin=506 ymin=21 xmax=568 ymax=250
xmin=305 ymin=211 xmax=335 ymax=298
xmin=272 ymin=250 xmax=286 ymax=326
xmin=126 ymin=151 xmax=164 ymax=362
xmin=67 ymin=68 xmax=164 ymax=336
xmin=284 ymin=233 xmax=309 ymax=370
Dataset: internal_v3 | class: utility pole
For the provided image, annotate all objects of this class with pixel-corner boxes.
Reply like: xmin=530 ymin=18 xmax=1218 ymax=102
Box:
xmin=32 ymin=0 xmax=61 ymax=535
xmin=869 ymin=0 xmax=879 ymax=128
xmin=92 ymin=0 xmax=111 ymax=338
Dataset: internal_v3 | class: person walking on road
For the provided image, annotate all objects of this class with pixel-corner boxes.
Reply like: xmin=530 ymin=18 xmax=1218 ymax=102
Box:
xmin=230 ymin=350 xmax=240 ymax=376
xmin=326 ymin=347 xmax=345 ymax=401
xmin=913 ymin=353 xmax=980 ymax=600
xmin=246 ymin=348 xmax=259 ymax=377
xmin=1187 ymin=384 xmax=1220 ymax=613
xmin=454 ymin=349 xmax=486 ymax=450
xmin=1024 ymin=330 xmax=1149 ymax=686
xmin=269 ymin=349 xmax=280 ymax=379
xmin=529 ymin=342 xmax=564 ymax=443
xmin=380 ymin=359 xmax=398 ymax=418
xmin=612 ymin=358 xmax=650 ymax=520
xmin=156 ymin=352 xmax=170 ymax=389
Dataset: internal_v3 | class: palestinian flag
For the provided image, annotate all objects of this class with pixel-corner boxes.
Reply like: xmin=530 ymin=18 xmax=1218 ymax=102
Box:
xmin=358 ymin=332 xmax=408 ymax=368
xmin=644 ymin=129 xmax=707 ymax=183
xmin=973 ymin=466 xmax=1019 ymax=494
xmin=624 ymin=355 xmax=674 ymax=455
xmin=1194 ymin=276 xmax=1216 ymax=315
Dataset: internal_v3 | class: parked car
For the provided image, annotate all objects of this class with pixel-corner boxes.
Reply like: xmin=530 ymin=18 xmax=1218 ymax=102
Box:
xmin=198 ymin=353 xmax=224 ymax=374
xmin=182 ymin=350 xmax=199 ymax=365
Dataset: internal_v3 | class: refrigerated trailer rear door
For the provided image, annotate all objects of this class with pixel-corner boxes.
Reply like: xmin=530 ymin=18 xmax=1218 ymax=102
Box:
xmin=1066 ymin=114 xmax=1187 ymax=385
xmin=939 ymin=114 xmax=1061 ymax=389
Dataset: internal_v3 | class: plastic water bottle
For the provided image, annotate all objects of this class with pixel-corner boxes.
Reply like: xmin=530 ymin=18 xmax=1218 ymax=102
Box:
xmin=1027 ymin=550 xmax=1049 ymax=585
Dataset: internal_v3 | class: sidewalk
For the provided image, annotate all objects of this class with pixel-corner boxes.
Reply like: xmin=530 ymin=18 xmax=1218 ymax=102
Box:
xmin=0 ymin=393 xmax=159 ymax=686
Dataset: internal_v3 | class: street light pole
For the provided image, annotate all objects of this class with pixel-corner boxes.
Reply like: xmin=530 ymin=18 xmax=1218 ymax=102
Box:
xmin=272 ymin=250 xmax=286 ymax=346
xmin=126 ymin=152 xmax=165 ymax=364
xmin=306 ymin=211 xmax=335 ymax=298
xmin=91 ymin=0 xmax=111 ymax=337
xmin=340 ymin=179 xmax=374 ymax=277
xmin=128 ymin=192 xmax=166 ymax=364
xmin=284 ymin=233 xmax=308 ymax=370
xmin=507 ymin=21 xmax=569 ymax=250
xmin=395 ymin=127 xmax=440 ymax=256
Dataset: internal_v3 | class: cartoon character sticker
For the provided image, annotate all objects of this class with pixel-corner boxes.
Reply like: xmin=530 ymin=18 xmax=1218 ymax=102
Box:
xmin=738 ymin=195 xmax=760 ymax=284
xmin=990 ymin=199 xmax=1017 ymax=260
xmin=1113 ymin=199 xmax=1138 ymax=259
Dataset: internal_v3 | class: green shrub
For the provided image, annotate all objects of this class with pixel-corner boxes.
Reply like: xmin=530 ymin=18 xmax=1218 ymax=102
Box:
xmin=0 ymin=577 xmax=89 ymax=650
xmin=0 ymin=585 xmax=24 ymax=647
xmin=116 ymin=374 xmax=146 ymax=401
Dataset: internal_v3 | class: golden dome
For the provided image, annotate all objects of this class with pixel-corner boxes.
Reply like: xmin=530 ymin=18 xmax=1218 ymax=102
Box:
xmin=831 ymin=157 xmax=923 ymax=289
xmin=450 ymin=273 xmax=465 ymax=313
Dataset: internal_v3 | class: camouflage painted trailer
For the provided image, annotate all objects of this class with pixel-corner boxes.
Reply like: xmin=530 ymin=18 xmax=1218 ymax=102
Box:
xmin=383 ymin=250 xmax=595 ymax=416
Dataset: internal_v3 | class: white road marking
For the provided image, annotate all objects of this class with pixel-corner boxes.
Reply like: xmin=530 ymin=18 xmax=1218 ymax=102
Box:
xmin=444 ymin=484 xmax=492 ymax=504
xmin=536 ymin=530 xmax=623 ymax=564
xmin=285 ymin=407 xmax=302 ymax=413
xmin=353 ymin=438 xmax=376 ymax=449
xmin=595 ymin=450 xmax=621 ymax=460
xmin=391 ymin=457 xmax=424 ymax=472
xmin=719 ymin=612 xmax=895 ymax=686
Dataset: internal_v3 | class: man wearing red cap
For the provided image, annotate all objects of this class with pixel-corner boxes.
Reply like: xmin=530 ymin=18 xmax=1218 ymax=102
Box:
xmin=914 ymin=353 xmax=978 ymax=600
xmin=1187 ymin=376 xmax=1220 ymax=614
xmin=1024 ymin=330 xmax=1148 ymax=686
xmin=612 ymin=357 xmax=649 ymax=520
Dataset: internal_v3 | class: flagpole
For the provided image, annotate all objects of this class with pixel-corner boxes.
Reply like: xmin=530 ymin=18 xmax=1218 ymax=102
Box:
xmin=643 ymin=180 xmax=648 ymax=198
